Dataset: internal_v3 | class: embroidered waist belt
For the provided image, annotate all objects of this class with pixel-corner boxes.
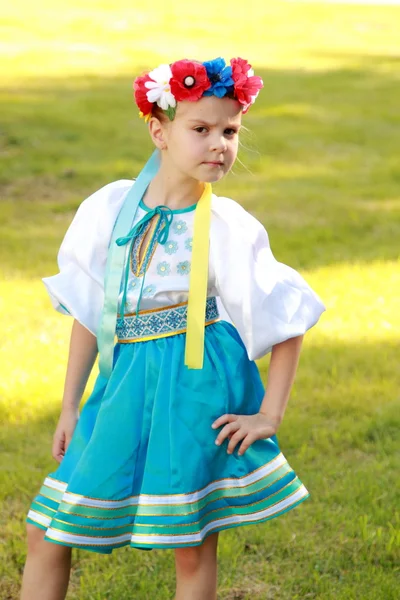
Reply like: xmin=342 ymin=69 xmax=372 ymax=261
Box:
xmin=116 ymin=297 xmax=220 ymax=343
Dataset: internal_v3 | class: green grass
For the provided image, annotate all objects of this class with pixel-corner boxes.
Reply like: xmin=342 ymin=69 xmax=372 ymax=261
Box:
xmin=1 ymin=1 xmax=400 ymax=598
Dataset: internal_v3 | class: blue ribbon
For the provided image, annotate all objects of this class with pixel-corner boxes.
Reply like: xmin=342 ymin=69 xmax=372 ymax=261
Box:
xmin=97 ymin=149 xmax=161 ymax=379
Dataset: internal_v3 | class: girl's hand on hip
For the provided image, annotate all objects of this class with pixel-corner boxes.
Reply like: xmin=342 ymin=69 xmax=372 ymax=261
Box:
xmin=211 ymin=413 xmax=279 ymax=456
xmin=52 ymin=408 xmax=79 ymax=463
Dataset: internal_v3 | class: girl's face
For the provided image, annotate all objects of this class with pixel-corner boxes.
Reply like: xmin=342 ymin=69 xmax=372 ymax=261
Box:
xmin=151 ymin=95 xmax=242 ymax=183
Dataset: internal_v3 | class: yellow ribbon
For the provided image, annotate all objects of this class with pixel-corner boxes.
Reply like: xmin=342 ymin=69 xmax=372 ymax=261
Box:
xmin=184 ymin=182 xmax=212 ymax=369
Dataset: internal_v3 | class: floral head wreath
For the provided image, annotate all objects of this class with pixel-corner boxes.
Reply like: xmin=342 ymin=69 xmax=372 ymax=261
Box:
xmin=133 ymin=57 xmax=263 ymax=122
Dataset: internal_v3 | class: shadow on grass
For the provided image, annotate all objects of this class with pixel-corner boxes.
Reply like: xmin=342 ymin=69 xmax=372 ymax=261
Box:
xmin=1 ymin=61 xmax=399 ymax=276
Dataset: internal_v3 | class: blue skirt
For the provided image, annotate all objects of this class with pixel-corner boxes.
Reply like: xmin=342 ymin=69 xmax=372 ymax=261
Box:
xmin=27 ymin=315 xmax=310 ymax=553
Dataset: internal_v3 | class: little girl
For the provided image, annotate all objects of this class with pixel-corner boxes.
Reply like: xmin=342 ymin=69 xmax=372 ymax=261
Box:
xmin=21 ymin=57 xmax=326 ymax=600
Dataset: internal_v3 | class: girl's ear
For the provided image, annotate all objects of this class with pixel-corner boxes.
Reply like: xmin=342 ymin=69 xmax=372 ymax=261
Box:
xmin=148 ymin=117 xmax=167 ymax=150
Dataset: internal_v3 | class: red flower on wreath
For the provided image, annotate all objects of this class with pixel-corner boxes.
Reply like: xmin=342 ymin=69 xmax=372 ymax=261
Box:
xmin=230 ymin=57 xmax=263 ymax=113
xmin=170 ymin=60 xmax=211 ymax=102
xmin=133 ymin=72 xmax=154 ymax=117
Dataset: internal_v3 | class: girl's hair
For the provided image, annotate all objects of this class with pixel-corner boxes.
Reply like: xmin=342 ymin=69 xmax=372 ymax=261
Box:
xmin=152 ymin=105 xmax=169 ymax=124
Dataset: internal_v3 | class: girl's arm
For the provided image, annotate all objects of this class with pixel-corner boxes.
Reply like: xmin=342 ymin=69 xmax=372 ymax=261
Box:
xmin=212 ymin=334 xmax=304 ymax=455
xmin=52 ymin=319 xmax=98 ymax=463
xmin=61 ymin=319 xmax=98 ymax=412
xmin=259 ymin=334 xmax=304 ymax=427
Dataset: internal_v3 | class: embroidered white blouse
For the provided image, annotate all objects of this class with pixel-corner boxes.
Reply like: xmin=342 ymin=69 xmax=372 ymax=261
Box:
xmin=43 ymin=180 xmax=326 ymax=360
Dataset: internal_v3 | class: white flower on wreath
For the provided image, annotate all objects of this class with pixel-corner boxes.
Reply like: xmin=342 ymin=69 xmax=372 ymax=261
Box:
xmin=145 ymin=64 xmax=176 ymax=110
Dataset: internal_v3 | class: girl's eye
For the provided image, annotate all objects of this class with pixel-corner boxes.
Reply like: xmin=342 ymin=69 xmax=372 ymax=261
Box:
xmin=193 ymin=126 xmax=238 ymax=135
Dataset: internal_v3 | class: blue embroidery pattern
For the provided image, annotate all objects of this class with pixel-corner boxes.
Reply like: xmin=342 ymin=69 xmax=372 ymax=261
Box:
xmin=157 ymin=261 xmax=171 ymax=277
xmin=173 ymin=220 xmax=187 ymax=235
xmin=165 ymin=240 xmax=178 ymax=255
xmin=185 ymin=237 xmax=193 ymax=251
xmin=143 ymin=284 xmax=156 ymax=297
xmin=177 ymin=261 xmax=191 ymax=275
xmin=124 ymin=300 xmax=137 ymax=314
xmin=128 ymin=277 xmax=140 ymax=291
xmin=116 ymin=297 xmax=220 ymax=341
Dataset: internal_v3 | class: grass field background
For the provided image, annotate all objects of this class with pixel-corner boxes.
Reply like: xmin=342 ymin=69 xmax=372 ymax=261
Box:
xmin=1 ymin=1 xmax=399 ymax=598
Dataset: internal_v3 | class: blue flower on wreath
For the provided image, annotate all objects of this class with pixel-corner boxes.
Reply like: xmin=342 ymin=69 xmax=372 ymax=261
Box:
xmin=203 ymin=57 xmax=234 ymax=98
xmin=157 ymin=261 xmax=171 ymax=277
xmin=173 ymin=220 xmax=188 ymax=235
xmin=143 ymin=284 xmax=156 ymax=297
xmin=185 ymin=237 xmax=193 ymax=251
xmin=165 ymin=240 xmax=178 ymax=255
xmin=177 ymin=261 xmax=191 ymax=275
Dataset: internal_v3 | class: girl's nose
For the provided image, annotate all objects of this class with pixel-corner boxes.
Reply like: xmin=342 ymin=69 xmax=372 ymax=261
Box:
xmin=210 ymin=136 xmax=227 ymax=153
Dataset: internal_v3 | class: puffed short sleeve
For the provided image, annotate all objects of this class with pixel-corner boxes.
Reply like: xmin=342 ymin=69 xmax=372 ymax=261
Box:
xmin=42 ymin=180 xmax=133 ymax=336
xmin=210 ymin=196 xmax=326 ymax=360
